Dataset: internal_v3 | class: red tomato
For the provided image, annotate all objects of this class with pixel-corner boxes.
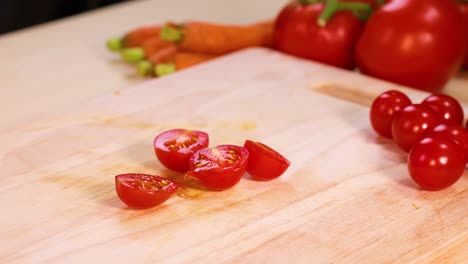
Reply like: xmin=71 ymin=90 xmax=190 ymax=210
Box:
xmin=273 ymin=1 xmax=366 ymax=69
xmin=408 ymin=136 xmax=465 ymax=191
xmin=391 ymin=104 xmax=440 ymax=152
xmin=115 ymin=174 xmax=181 ymax=209
xmin=421 ymin=94 xmax=464 ymax=125
xmin=188 ymin=145 xmax=249 ymax=191
xmin=243 ymin=140 xmax=291 ymax=181
xmin=355 ymin=0 xmax=467 ymax=91
xmin=427 ymin=123 xmax=468 ymax=162
xmin=154 ymin=129 xmax=209 ymax=172
xmin=370 ymin=90 xmax=412 ymax=138
xmin=460 ymin=3 xmax=468 ymax=68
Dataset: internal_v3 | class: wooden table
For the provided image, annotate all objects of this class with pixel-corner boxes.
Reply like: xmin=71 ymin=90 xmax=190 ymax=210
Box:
xmin=0 ymin=0 xmax=289 ymax=129
xmin=1 ymin=1 xmax=468 ymax=263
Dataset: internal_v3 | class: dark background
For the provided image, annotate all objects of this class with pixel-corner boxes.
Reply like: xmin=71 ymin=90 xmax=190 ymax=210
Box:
xmin=0 ymin=0 xmax=130 ymax=35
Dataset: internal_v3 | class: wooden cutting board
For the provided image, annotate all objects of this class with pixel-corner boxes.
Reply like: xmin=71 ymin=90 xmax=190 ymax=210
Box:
xmin=1 ymin=48 xmax=467 ymax=264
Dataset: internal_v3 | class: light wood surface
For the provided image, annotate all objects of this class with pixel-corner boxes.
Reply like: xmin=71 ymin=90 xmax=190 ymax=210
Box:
xmin=1 ymin=48 xmax=467 ymax=263
xmin=0 ymin=0 xmax=289 ymax=129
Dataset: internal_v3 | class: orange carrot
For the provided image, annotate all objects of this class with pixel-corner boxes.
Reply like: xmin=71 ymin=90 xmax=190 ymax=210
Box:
xmin=122 ymin=25 xmax=162 ymax=48
xmin=173 ymin=52 xmax=216 ymax=70
xmin=160 ymin=20 xmax=274 ymax=55
xmin=141 ymin=36 xmax=175 ymax=59
xmin=147 ymin=45 xmax=179 ymax=64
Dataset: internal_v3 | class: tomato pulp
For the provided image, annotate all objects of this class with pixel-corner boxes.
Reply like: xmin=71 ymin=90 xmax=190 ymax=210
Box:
xmin=115 ymin=174 xmax=181 ymax=209
xmin=154 ymin=129 xmax=209 ymax=172
xmin=188 ymin=145 xmax=249 ymax=191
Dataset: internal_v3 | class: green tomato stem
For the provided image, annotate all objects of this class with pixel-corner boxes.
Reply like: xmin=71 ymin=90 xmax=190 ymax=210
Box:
xmin=299 ymin=0 xmax=323 ymax=4
xmin=318 ymin=0 xmax=373 ymax=27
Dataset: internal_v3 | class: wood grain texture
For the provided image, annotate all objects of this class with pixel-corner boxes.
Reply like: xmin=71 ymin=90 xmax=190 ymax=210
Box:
xmin=1 ymin=48 xmax=467 ymax=264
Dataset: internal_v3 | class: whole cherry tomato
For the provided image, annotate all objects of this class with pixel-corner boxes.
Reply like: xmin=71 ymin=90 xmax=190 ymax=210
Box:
xmin=427 ymin=123 xmax=468 ymax=162
xmin=154 ymin=129 xmax=209 ymax=172
xmin=115 ymin=174 xmax=181 ymax=209
xmin=421 ymin=93 xmax=464 ymax=125
xmin=273 ymin=0 xmax=370 ymax=69
xmin=188 ymin=145 xmax=249 ymax=191
xmin=408 ymin=136 xmax=466 ymax=191
xmin=244 ymin=140 xmax=291 ymax=181
xmin=460 ymin=2 xmax=468 ymax=68
xmin=391 ymin=104 xmax=440 ymax=152
xmin=370 ymin=90 xmax=412 ymax=138
xmin=355 ymin=0 xmax=467 ymax=91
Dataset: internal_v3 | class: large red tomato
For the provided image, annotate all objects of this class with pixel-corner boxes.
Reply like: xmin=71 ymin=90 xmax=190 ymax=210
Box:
xmin=460 ymin=2 xmax=468 ymax=68
xmin=355 ymin=0 xmax=467 ymax=92
xmin=273 ymin=1 xmax=368 ymax=69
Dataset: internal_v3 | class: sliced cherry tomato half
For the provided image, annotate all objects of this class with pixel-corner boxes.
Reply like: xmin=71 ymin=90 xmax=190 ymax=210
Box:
xmin=188 ymin=145 xmax=249 ymax=191
xmin=115 ymin=173 xmax=181 ymax=209
xmin=421 ymin=93 xmax=464 ymax=125
xmin=243 ymin=140 xmax=290 ymax=181
xmin=154 ymin=128 xmax=209 ymax=172
xmin=408 ymin=136 xmax=466 ymax=191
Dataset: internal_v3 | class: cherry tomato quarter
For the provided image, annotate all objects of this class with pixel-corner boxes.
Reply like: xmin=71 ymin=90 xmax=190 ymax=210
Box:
xmin=427 ymin=123 xmax=468 ymax=162
xmin=273 ymin=1 xmax=366 ymax=69
xmin=370 ymin=90 xmax=412 ymax=138
xmin=154 ymin=129 xmax=209 ymax=172
xmin=243 ymin=140 xmax=291 ymax=181
xmin=391 ymin=104 xmax=440 ymax=152
xmin=355 ymin=0 xmax=467 ymax=91
xmin=422 ymin=94 xmax=464 ymax=125
xmin=188 ymin=145 xmax=249 ymax=191
xmin=115 ymin=174 xmax=181 ymax=209
xmin=408 ymin=136 xmax=466 ymax=191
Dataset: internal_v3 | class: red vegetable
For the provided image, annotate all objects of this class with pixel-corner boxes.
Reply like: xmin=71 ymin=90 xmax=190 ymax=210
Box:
xmin=244 ymin=140 xmax=290 ymax=181
xmin=370 ymin=90 xmax=412 ymax=138
xmin=408 ymin=137 xmax=465 ymax=191
xmin=154 ymin=129 xmax=209 ymax=172
xmin=427 ymin=123 xmax=468 ymax=162
xmin=421 ymin=94 xmax=464 ymax=125
xmin=391 ymin=104 xmax=440 ymax=152
xmin=355 ymin=0 xmax=467 ymax=91
xmin=187 ymin=145 xmax=249 ymax=191
xmin=115 ymin=174 xmax=181 ymax=209
xmin=122 ymin=25 xmax=162 ymax=48
xmin=459 ymin=2 xmax=468 ymax=69
xmin=273 ymin=0 xmax=370 ymax=69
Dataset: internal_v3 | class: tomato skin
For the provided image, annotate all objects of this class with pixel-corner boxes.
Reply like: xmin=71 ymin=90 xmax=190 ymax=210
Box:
xmin=370 ymin=90 xmax=412 ymax=138
xmin=391 ymin=104 xmax=440 ymax=152
xmin=154 ymin=129 xmax=209 ymax=172
xmin=355 ymin=0 xmax=467 ymax=91
xmin=408 ymin=137 xmax=466 ymax=191
xmin=421 ymin=94 xmax=464 ymax=125
xmin=188 ymin=145 xmax=249 ymax=191
xmin=273 ymin=2 xmax=365 ymax=69
xmin=460 ymin=3 xmax=468 ymax=68
xmin=244 ymin=140 xmax=291 ymax=181
xmin=427 ymin=123 xmax=468 ymax=162
xmin=115 ymin=174 xmax=180 ymax=209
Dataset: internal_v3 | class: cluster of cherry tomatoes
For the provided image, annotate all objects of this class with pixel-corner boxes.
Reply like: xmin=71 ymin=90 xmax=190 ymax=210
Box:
xmin=115 ymin=129 xmax=291 ymax=209
xmin=370 ymin=90 xmax=467 ymax=191
xmin=273 ymin=0 xmax=468 ymax=92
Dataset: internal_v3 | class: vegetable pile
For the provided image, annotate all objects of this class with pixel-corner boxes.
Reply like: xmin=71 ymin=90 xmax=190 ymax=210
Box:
xmin=370 ymin=90 xmax=467 ymax=191
xmin=115 ymin=129 xmax=290 ymax=209
xmin=107 ymin=0 xmax=467 ymax=91
xmin=107 ymin=20 xmax=274 ymax=77
xmin=274 ymin=0 xmax=468 ymax=92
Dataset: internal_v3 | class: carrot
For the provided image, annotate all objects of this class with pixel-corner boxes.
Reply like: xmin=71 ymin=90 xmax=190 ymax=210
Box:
xmin=136 ymin=45 xmax=178 ymax=76
xmin=122 ymin=25 xmax=162 ymax=48
xmin=120 ymin=36 xmax=176 ymax=62
xmin=154 ymin=52 xmax=216 ymax=77
xmin=160 ymin=20 xmax=274 ymax=55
